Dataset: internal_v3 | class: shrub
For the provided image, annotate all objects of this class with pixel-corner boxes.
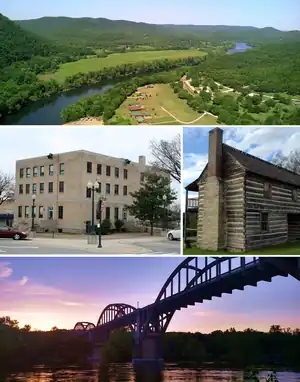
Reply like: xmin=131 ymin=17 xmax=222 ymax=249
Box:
xmin=115 ymin=219 xmax=124 ymax=232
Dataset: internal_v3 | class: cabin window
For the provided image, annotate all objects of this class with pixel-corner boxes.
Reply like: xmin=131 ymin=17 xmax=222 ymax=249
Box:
xmin=292 ymin=189 xmax=298 ymax=201
xmin=263 ymin=183 xmax=272 ymax=198
xmin=260 ymin=212 xmax=269 ymax=232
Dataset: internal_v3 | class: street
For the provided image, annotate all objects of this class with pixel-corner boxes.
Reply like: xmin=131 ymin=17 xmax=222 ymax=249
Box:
xmin=0 ymin=235 xmax=181 ymax=255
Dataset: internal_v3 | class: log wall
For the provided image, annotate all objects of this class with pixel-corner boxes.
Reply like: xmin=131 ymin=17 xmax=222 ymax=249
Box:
xmin=245 ymin=173 xmax=300 ymax=250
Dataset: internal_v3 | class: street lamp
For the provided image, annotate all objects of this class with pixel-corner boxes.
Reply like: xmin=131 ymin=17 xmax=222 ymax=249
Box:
xmin=87 ymin=180 xmax=99 ymax=235
xmin=162 ymin=194 xmax=168 ymax=231
xmin=31 ymin=194 xmax=36 ymax=231
xmin=96 ymin=196 xmax=105 ymax=248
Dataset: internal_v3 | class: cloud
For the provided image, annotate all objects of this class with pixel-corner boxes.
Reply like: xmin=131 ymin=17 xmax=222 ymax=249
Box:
xmin=19 ymin=276 xmax=28 ymax=286
xmin=0 ymin=262 xmax=13 ymax=278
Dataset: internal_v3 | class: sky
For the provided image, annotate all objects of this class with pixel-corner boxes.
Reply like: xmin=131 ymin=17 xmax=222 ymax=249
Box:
xmin=183 ymin=126 xmax=300 ymax=210
xmin=0 ymin=256 xmax=299 ymax=332
xmin=1 ymin=0 xmax=299 ymax=31
xmin=0 ymin=126 xmax=181 ymax=198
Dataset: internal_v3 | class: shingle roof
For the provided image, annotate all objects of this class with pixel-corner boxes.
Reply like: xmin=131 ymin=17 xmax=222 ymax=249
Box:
xmin=224 ymin=144 xmax=300 ymax=187
xmin=185 ymin=144 xmax=300 ymax=191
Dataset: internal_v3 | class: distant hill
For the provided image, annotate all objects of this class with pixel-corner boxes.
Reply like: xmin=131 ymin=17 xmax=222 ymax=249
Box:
xmin=0 ymin=13 xmax=58 ymax=69
xmin=16 ymin=17 xmax=300 ymax=48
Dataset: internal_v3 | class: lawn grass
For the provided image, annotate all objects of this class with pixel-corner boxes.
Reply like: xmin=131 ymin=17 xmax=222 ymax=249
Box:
xmin=40 ymin=50 xmax=207 ymax=83
xmin=113 ymin=84 xmax=218 ymax=125
xmin=183 ymin=242 xmax=300 ymax=255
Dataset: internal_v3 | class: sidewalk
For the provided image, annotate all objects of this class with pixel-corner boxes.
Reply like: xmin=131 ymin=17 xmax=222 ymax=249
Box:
xmin=29 ymin=234 xmax=168 ymax=254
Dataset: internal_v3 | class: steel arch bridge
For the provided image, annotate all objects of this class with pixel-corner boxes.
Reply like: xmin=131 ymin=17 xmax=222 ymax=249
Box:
xmin=73 ymin=256 xmax=300 ymax=340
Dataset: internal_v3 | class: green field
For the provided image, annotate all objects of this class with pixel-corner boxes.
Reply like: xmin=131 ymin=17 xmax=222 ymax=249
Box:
xmin=40 ymin=50 xmax=207 ymax=83
xmin=113 ymin=84 xmax=218 ymax=125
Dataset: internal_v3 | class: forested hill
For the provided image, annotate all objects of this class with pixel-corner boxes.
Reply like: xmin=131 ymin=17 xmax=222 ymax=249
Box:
xmin=16 ymin=16 xmax=300 ymax=48
xmin=0 ymin=13 xmax=59 ymax=69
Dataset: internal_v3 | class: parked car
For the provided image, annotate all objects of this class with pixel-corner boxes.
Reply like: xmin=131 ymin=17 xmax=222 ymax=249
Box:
xmin=167 ymin=229 xmax=181 ymax=241
xmin=0 ymin=226 xmax=28 ymax=240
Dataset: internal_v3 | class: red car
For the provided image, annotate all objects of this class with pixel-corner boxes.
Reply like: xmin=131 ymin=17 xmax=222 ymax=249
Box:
xmin=0 ymin=226 xmax=28 ymax=240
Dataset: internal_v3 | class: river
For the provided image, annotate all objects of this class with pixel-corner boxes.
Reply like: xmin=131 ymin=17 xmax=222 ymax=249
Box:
xmin=0 ymin=84 xmax=113 ymax=126
xmin=2 ymin=365 xmax=299 ymax=382
xmin=227 ymin=42 xmax=253 ymax=54
xmin=1 ymin=43 xmax=252 ymax=126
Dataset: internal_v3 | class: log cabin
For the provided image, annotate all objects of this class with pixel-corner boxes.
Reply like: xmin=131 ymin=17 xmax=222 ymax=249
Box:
xmin=185 ymin=127 xmax=300 ymax=251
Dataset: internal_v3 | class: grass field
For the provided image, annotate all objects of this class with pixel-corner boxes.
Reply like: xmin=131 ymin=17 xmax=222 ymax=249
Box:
xmin=183 ymin=242 xmax=300 ymax=255
xmin=113 ymin=84 xmax=218 ymax=125
xmin=40 ymin=50 xmax=207 ymax=83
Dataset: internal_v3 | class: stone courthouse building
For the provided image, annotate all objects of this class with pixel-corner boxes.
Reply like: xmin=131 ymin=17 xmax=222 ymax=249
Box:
xmin=185 ymin=128 xmax=300 ymax=251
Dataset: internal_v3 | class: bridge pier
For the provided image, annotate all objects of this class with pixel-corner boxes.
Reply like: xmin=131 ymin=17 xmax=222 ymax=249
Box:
xmin=132 ymin=332 xmax=164 ymax=370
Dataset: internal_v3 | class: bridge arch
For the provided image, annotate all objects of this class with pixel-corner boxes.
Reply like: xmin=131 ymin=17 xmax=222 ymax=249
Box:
xmin=74 ymin=321 xmax=96 ymax=331
xmin=97 ymin=303 xmax=137 ymax=329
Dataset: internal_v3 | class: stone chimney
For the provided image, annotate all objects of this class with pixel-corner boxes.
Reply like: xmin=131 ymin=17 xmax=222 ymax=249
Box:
xmin=138 ymin=155 xmax=146 ymax=170
xmin=208 ymin=128 xmax=223 ymax=178
xmin=197 ymin=127 xmax=224 ymax=251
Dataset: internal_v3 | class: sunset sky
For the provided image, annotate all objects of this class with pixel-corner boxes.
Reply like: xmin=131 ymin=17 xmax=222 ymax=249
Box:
xmin=0 ymin=257 xmax=299 ymax=332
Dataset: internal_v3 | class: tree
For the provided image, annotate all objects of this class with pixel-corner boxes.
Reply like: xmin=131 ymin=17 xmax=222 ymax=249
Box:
xmin=0 ymin=316 xmax=19 ymax=329
xmin=127 ymin=173 xmax=177 ymax=235
xmin=150 ymin=134 xmax=181 ymax=183
xmin=0 ymin=171 xmax=14 ymax=205
xmin=272 ymin=149 xmax=300 ymax=174
xmin=20 ymin=324 xmax=31 ymax=332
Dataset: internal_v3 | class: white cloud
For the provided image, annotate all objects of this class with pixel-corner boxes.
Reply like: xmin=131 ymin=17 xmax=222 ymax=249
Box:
xmin=19 ymin=276 xmax=28 ymax=286
xmin=0 ymin=262 xmax=13 ymax=278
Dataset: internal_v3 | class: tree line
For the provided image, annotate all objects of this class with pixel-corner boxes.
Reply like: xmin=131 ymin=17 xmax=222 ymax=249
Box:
xmin=1 ymin=318 xmax=299 ymax=370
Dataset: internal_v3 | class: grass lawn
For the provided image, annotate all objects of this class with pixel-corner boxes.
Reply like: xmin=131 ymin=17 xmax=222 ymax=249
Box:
xmin=183 ymin=242 xmax=300 ymax=255
xmin=40 ymin=50 xmax=207 ymax=83
xmin=113 ymin=84 xmax=218 ymax=125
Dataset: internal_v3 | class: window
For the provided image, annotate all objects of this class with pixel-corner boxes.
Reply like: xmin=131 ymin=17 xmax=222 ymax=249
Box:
xmin=19 ymin=184 xmax=23 ymax=194
xmin=106 ymin=183 xmax=111 ymax=194
xmin=40 ymin=183 xmax=44 ymax=193
xmin=264 ymin=182 xmax=272 ymax=198
xmin=123 ymin=185 xmax=128 ymax=196
xmin=114 ymin=184 xmax=119 ymax=195
xmin=123 ymin=207 xmax=127 ymax=221
xmin=49 ymin=164 xmax=54 ymax=176
xmin=25 ymin=206 xmax=29 ymax=218
xmin=124 ymin=169 xmax=128 ymax=179
xmin=32 ymin=206 xmax=36 ymax=218
xmin=115 ymin=167 xmax=119 ymax=178
xmin=293 ymin=189 xmax=298 ymax=201
xmin=32 ymin=183 xmax=37 ymax=194
xmin=86 ymin=187 xmax=91 ymax=198
xmin=18 ymin=206 xmax=22 ymax=218
xmin=260 ymin=212 xmax=269 ymax=232
xmin=140 ymin=172 xmax=145 ymax=182
xmin=105 ymin=206 xmax=110 ymax=219
xmin=59 ymin=163 xmax=65 ymax=175
xmin=97 ymin=164 xmax=102 ymax=175
xmin=48 ymin=182 xmax=53 ymax=193
xmin=106 ymin=165 xmax=111 ymax=176
xmin=26 ymin=167 xmax=30 ymax=178
xmin=96 ymin=182 xmax=102 ymax=193
xmin=20 ymin=168 xmax=24 ymax=178
xmin=58 ymin=206 xmax=64 ymax=219
xmin=47 ymin=207 xmax=54 ymax=220
xmin=33 ymin=166 xmax=38 ymax=177
xmin=26 ymin=184 xmax=30 ymax=194
xmin=40 ymin=166 xmax=44 ymax=176
xmin=114 ymin=207 xmax=119 ymax=220
xmin=59 ymin=181 xmax=64 ymax=193
xmin=39 ymin=206 xmax=43 ymax=218
xmin=87 ymin=161 xmax=92 ymax=173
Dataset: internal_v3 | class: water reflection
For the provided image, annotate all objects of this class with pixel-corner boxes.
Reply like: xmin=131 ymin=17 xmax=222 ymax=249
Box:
xmin=3 ymin=365 xmax=300 ymax=382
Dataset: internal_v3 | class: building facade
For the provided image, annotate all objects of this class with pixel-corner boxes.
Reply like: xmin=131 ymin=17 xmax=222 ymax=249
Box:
xmin=14 ymin=150 xmax=166 ymax=233
xmin=185 ymin=128 xmax=300 ymax=251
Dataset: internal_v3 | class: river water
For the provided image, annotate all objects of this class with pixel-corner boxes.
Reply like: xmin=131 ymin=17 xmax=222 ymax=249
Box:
xmin=2 ymin=365 xmax=299 ymax=382
xmin=1 ymin=43 xmax=252 ymax=125
xmin=0 ymin=84 xmax=113 ymax=126
xmin=227 ymin=42 xmax=253 ymax=54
